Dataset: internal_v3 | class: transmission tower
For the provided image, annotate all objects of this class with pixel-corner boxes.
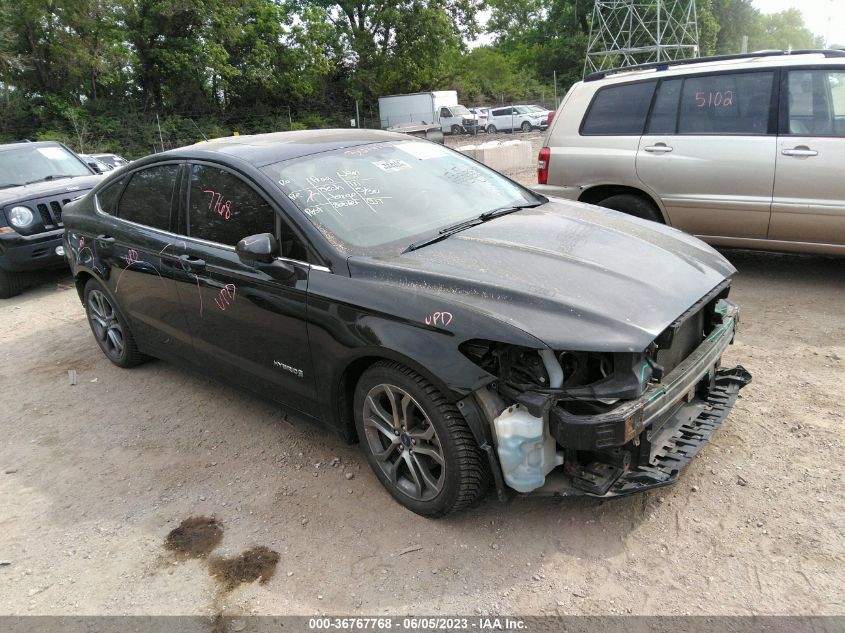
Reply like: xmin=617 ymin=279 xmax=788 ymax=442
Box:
xmin=584 ymin=0 xmax=700 ymax=76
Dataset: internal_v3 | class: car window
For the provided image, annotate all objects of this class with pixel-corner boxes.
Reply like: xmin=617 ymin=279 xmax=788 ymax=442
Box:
xmin=187 ymin=165 xmax=276 ymax=248
xmin=678 ymin=71 xmax=774 ymax=135
xmin=439 ymin=107 xmax=451 ymax=118
xmin=647 ymin=79 xmax=683 ymax=134
xmin=116 ymin=164 xmax=179 ymax=230
xmin=581 ymin=81 xmax=656 ymax=135
xmin=96 ymin=176 xmax=127 ymax=214
xmin=491 ymin=108 xmax=509 ymax=117
xmin=787 ymin=70 xmax=845 ymax=136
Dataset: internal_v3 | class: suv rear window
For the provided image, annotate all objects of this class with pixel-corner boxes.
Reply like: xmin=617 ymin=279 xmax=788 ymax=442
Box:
xmin=581 ymin=81 xmax=656 ymax=135
xmin=678 ymin=71 xmax=774 ymax=135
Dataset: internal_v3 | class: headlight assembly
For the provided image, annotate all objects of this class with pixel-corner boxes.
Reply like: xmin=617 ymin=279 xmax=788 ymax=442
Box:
xmin=8 ymin=206 xmax=35 ymax=228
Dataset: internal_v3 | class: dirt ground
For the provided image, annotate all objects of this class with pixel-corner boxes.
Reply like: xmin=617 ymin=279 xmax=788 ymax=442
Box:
xmin=1 ymin=237 xmax=843 ymax=615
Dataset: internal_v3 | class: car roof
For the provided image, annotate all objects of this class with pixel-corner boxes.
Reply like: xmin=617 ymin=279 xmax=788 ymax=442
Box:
xmin=586 ymin=50 xmax=845 ymax=86
xmin=159 ymin=128 xmax=414 ymax=167
xmin=0 ymin=140 xmax=65 ymax=153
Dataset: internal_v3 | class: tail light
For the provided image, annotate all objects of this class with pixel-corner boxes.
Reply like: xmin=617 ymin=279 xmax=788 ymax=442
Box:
xmin=537 ymin=147 xmax=550 ymax=185
xmin=547 ymin=111 xmax=555 ymax=126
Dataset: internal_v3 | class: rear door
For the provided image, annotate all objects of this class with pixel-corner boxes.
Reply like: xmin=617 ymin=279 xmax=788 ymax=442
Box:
xmin=769 ymin=67 xmax=845 ymax=245
xmin=96 ymin=162 xmax=193 ymax=359
xmin=489 ymin=107 xmax=514 ymax=131
xmin=172 ymin=162 xmax=319 ymax=417
xmin=636 ymin=70 xmax=778 ymax=238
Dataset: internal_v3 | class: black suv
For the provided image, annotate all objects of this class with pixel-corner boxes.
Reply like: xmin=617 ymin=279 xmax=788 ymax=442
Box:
xmin=0 ymin=141 xmax=104 ymax=297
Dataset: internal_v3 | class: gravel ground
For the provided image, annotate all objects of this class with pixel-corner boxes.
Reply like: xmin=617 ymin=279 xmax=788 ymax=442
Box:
xmin=0 ymin=180 xmax=843 ymax=617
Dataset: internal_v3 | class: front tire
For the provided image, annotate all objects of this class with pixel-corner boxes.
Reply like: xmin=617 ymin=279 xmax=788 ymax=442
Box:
xmin=83 ymin=278 xmax=148 ymax=368
xmin=486 ymin=125 xmax=497 ymax=134
xmin=451 ymin=124 xmax=462 ymax=136
xmin=596 ymin=193 xmax=663 ymax=223
xmin=354 ymin=361 xmax=489 ymax=517
xmin=0 ymin=269 xmax=24 ymax=299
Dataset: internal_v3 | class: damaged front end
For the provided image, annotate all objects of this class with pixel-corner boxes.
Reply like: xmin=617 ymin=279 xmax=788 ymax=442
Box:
xmin=459 ymin=281 xmax=752 ymax=499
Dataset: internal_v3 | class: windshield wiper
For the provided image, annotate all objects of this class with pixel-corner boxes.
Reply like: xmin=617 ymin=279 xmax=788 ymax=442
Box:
xmin=404 ymin=217 xmax=484 ymax=253
xmin=479 ymin=200 xmax=544 ymax=221
xmin=24 ymin=174 xmax=80 ymax=185
xmin=403 ymin=201 xmax=545 ymax=253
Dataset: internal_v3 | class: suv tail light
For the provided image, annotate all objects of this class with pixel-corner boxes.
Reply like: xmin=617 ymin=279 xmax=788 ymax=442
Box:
xmin=537 ymin=147 xmax=550 ymax=185
xmin=547 ymin=111 xmax=555 ymax=126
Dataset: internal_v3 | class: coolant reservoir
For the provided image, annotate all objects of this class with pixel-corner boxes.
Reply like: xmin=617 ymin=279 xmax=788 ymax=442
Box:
xmin=493 ymin=404 xmax=564 ymax=493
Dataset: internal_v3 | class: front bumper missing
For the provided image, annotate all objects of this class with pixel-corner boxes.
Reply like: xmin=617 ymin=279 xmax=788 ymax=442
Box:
xmin=550 ymin=307 xmax=740 ymax=452
xmin=572 ymin=365 xmax=750 ymax=497
xmin=535 ymin=302 xmax=751 ymax=498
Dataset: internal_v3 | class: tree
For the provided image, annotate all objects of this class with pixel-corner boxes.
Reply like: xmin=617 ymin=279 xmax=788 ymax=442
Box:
xmin=751 ymin=9 xmax=822 ymax=51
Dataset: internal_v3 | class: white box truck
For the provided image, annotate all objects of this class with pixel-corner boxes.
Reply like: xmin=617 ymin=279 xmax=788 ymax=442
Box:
xmin=378 ymin=91 xmax=482 ymax=135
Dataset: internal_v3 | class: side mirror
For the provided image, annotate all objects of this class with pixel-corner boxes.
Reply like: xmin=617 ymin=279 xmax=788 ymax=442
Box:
xmin=236 ymin=233 xmax=278 ymax=264
xmin=87 ymin=161 xmax=103 ymax=174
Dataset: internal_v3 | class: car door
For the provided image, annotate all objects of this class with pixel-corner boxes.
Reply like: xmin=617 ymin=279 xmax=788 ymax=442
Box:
xmin=489 ymin=107 xmax=512 ymax=131
xmin=438 ymin=106 xmax=454 ymax=132
xmin=95 ymin=162 xmax=193 ymax=359
xmin=769 ymin=67 xmax=845 ymax=245
xmin=636 ymin=70 xmax=778 ymax=238
xmin=172 ymin=161 xmax=319 ymax=417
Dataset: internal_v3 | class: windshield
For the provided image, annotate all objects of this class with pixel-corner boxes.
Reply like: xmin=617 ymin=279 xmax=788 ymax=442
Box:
xmin=0 ymin=145 xmax=90 ymax=187
xmin=262 ymin=140 xmax=541 ymax=256
xmin=450 ymin=105 xmax=471 ymax=116
xmin=514 ymin=106 xmax=533 ymax=114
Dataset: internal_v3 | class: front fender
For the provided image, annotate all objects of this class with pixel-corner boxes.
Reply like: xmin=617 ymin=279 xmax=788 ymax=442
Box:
xmin=305 ymin=269 xmax=546 ymax=435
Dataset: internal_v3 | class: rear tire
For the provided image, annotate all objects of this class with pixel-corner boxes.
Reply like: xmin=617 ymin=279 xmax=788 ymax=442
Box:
xmin=83 ymin=278 xmax=148 ymax=368
xmin=0 ymin=269 xmax=24 ymax=299
xmin=354 ymin=361 xmax=489 ymax=517
xmin=486 ymin=125 xmax=497 ymax=134
xmin=595 ymin=193 xmax=663 ymax=223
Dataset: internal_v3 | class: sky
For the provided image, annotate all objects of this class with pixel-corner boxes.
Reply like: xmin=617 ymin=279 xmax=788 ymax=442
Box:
xmin=754 ymin=0 xmax=845 ymax=46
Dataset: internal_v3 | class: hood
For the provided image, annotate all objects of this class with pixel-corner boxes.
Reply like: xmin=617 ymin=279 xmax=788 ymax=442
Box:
xmin=0 ymin=175 xmax=103 ymax=207
xmin=347 ymin=201 xmax=735 ymax=352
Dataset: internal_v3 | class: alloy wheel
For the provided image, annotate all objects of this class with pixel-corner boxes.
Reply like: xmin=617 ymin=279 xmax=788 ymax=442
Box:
xmin=362 ymin=383 xmax=445 ymax=501
xmin=87 ymin=289 xmax=125 ymax=360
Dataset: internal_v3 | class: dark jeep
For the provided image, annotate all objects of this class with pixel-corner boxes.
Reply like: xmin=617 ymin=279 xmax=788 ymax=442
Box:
xmin=0 ymin=141 xmax=104 ymax=297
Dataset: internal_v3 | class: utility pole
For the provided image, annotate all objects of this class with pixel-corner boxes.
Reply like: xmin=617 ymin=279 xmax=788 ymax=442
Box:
xmin=156 ymin=114 xmax=165 ymax=152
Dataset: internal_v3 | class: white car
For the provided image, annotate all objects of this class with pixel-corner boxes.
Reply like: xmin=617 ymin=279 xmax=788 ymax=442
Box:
xmin=486 ymin=105 xmax=548 ymax=134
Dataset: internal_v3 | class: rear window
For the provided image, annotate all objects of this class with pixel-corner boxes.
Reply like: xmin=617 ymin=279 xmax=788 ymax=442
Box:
xmin=116 ymin=164 xmax=179 ymax=230
xmin=581 ymin=81 xmax=656 ymax=135
xmin=678 ymin=71 xmax=774 ymax=135
xmin=96 ymin=177 xmax=126 ymax=214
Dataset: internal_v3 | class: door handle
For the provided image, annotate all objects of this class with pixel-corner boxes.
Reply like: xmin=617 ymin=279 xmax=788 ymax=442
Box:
xmin=178 ymin=254 xmax=206 ymax=271
xmin=96 ymin=234 xmax=115 ymax=252
xmin=781 ymin=147 xmax=818 ymax=157
xmin=644 ymin=144 xmax=673 ymax=153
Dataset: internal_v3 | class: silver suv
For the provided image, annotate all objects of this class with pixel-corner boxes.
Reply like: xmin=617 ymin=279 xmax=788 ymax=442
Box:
xmin=534 ymin=50 xmax=845 ymax=256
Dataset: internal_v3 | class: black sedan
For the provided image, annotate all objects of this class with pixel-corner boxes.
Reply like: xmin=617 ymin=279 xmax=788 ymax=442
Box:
xmin=63 ymin=130 xmax=750 ymax=516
